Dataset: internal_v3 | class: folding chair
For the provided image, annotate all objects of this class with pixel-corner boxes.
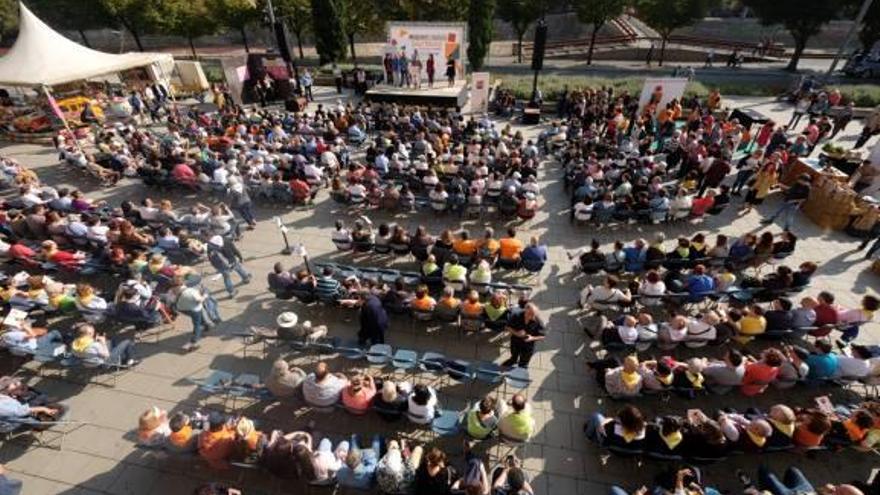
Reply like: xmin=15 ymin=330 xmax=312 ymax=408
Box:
xmin=418 ymin=352 xmax=446 ymax=383
xmin=503 ymin=367 xmax=531 ymax=398
xmin=366 ymin=344 xmax=393 ymax=367
xmin=391 ymin=349 xmax=419 ymax=380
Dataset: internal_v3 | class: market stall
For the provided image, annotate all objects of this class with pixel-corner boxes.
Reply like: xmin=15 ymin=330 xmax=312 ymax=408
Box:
xmin=0 ymin=3 xmax=173 ymax=135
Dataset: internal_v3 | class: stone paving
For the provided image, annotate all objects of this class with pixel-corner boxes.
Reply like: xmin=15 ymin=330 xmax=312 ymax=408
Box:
xmin=0 ymin=89 xmax=878 ymax=494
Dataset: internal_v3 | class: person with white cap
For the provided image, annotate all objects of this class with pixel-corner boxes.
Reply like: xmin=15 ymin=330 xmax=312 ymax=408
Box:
xmin=207 ymin=235 xmax=251 ymax=298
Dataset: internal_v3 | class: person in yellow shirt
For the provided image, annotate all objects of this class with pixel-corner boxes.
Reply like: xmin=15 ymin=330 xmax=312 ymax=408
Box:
xmin=735 ymin=304 xmax=767 ymax=343
xmin=498 ymin=227 xmax=523 ymax=262
xmin=410 ymin=285 xmax=436 ymax=311
xmin=452 ymin=230 xmax=477 ymax=258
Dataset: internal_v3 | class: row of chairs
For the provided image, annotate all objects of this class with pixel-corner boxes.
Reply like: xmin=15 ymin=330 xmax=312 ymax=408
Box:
xmin=573 ymin=250 xmax=794 ymax=278
xmin=312 ymin=262 xmax=534 ymax=294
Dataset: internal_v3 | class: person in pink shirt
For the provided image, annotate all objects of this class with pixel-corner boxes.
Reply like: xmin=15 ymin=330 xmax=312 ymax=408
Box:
xmin=341 ymin=373 xmax=377 ymax=415
xmin=837 ymin=295 xmax=879 ymax=342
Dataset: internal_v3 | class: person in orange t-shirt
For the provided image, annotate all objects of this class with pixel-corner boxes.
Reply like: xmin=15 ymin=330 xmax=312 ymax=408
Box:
xmin=452 ymin=230 xmax=478 ymax=257
xmin=461 ymin=290 xmax=484 ymax=317
xmin=498 ymin=227 xmax=523 ymax=261
xmin=410 ymin=285 xmax=436 ymax=311
xmin=478 ymin=227 xmax=500 ymax=259
xmin=199 ymin=412 xmax=237 ymax=469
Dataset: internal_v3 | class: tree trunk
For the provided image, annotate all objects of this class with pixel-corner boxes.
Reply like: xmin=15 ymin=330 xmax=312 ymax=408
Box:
xmin=296 ymin=31 xmax=305 ymax=59
xmin=516 ymin=31 xmax=524 ymax=63
xmin=787 ymin=35 xmax=807 ymax=71
xmin=659 ymin=36 xmax=668 ymax=66
xmin=348 ymin=33 xmax=357 ymax=67
xmin=123 ymin=20 xmax=145 ymax=52
xmin=78 ymin=30 xmax=92 ymax=48
xmin=189 ymin=37 xmax=198 ymax=59
xmin=239 ymin=27 xmax=250 ymax=53
xmin=587 ymin=23 xmax=600 ymax=66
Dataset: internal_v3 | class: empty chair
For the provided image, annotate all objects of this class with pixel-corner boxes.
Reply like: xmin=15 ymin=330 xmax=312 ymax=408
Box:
xmin=475 ymin=361 xmax=505 ymax=385
xmin=419 ymin=352 xmax=447 ymax=375
xmin=366 ymin=344 xmax=393 ymax=365
xmin=336 ymin=340 xmax=365 ymax=360
xmin=391 ymin=349 xmax=419 ymax=372
xmin=431 ymin=409 xmax=461 ymax=437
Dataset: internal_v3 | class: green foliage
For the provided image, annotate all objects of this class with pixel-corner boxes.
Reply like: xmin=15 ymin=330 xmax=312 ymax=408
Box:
xmin=339 ymin=0 xmax=382 ymax=65
xmin=0 ymin=0 xmax=17 ymax=44
xmin=496 ymin=0 xmax=544 ymax=63
xmin=467 ymin=0 xmax=496 ymax=70
xmin=211 ymin=0 xmax=260 ymax=33
xmin=387 ymin=0 xmax=469 ymax=21
xmin=27 ymin=0 xmax=113 ymax=33
xmin=859 ymin=0 xmax=880 ymax=49
xmin=162 ymin=0 xmax=219 ymax=56
xmin=573 ymin=0 xmax=627 ymax=64
xmin=98 ymin=0 xmax=166 ymax=50
xmin=741 ymin=0 xmax=848 ymax=71
xmin=636 ymin=0 xmax=716 ymax=65
xmin=311 ymin=0 xmax=347 ymax=64
xmin=275 ymin=0 xmax=311 ymax=58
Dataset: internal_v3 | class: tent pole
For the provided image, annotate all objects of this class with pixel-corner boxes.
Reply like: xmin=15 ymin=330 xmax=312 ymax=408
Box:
xmin=41 ymin=85 xmax=85 ymax=156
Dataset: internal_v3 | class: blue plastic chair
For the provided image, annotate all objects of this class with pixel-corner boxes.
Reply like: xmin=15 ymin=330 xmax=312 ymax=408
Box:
xmin=475 ymin=361 xmax=505 ymax=385
xmin=431 ymin=409 xmax=461 ymax=437
xmin=366 ymin=344 xmax=393 ymax=365
xmin=504 ymin=366 xmax=531 ymax=395
xmin=446 ymin=359 xmax=474 ymax=384
xmin=419 ymin=352 xmax=446 ymax=374
xmin=336 ymin=340 xmax=365 ymax=360
xmin=193 ymin=370 xmax=234 ymax=394
xmin=391 ymin=349 xmax=419 ymax=372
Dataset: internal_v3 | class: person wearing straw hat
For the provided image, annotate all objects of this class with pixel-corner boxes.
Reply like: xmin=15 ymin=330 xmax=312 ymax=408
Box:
xmin=137 ymin=406 xmax=170 ymax=447
xmin=275 ymin=312 xmax=328 ymax=343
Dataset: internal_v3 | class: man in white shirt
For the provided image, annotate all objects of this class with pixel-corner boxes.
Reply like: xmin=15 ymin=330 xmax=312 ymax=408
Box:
xmin=303 ymin=361 xmax=348 ymax=407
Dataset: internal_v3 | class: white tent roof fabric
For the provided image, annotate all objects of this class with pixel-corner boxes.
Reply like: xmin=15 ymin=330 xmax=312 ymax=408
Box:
xmin=0 ymin=2 xmax=172 ymax=87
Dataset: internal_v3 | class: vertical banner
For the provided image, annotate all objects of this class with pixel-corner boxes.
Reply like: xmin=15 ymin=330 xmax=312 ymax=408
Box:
xmin=637 ymin=77 xmax=689 ymax=115
xmin=471 ymin=72 xmax=490 ymax=113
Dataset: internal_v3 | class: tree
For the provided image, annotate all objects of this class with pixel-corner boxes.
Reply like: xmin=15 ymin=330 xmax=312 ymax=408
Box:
xmin=98 ymin=0 xmax=165 ymax=51
xmin=388 ymin=0 xmax=469 ymax=21
xmin=276 ymin=0 xmax=310 ymax=58
xmin=467 ymin=0 xmax=496 ymax=70
xmin=340 ymin=0 xmax=382 ymax=67
xmin=311 ymin=0 xmax=347 ymax=64
xmin=574 ymin=0 xmax=627 ymax=65
xmin=637 ymin=0 xmax=716 ymax=66
xmin=861 ymin=0 xmax=880 ymax=49
xmin=27 ymin=0 xmax=113 ymax=47
xmin=162 ymin=0 xmax=219 ymax=59
xmin=496 ymin=0 xmax=543 ymax=63
xmin=0 ymin=0 xmax=16 ymax=45
xmin=212 ymin=0 xmax=260 ymax=53
xmin=742 ymin=0 xmax=846 ymax=71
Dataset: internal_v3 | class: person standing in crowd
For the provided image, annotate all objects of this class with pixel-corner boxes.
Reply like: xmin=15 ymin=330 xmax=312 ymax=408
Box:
xmin=300 ymin=68 xmax=314 ymax=101
xmin=176 ymin=276 xmax=220 ymax=352
xmin=645 ymin=43 xmax=655 ymax=66
xmin=760 ymin=173 xmax=811 ymax=231
xmin=502 ymin=303 xmax=545 ymax=368
xmin=359 ymin=293 xmax=389 ymax=346
xmin=426 ymin=54 xmax=436 ymax=88
xmin=229 ymin=182 xmax=256 ymax=230
xmin=207 ymin=235 xmax=251 ymax=298
xmin=398 ymin=50 xmax=410 ymax=88
xmin=332 ymin=63 xmax=343 ymax=94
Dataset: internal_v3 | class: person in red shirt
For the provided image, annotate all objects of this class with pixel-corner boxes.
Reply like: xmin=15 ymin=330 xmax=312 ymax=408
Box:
xmin=41 ymin=240 xmax=84 ymax=269
xmin=8 ymin=242 xmax=36 ymax=261
xmin=741 ymin=348 xmax=784 ymax=396
xmin=172 ymin=162 xmax=197 ymax=188
xmin=289 ymin=176 xmax=311 ymax=204
xmin=814 ymin=291 xmax=839 ymax=326
xmin=690 ymin=190 xmax=716 ymax=217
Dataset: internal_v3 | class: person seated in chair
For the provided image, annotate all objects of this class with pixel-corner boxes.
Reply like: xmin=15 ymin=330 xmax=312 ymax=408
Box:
xmin=498 ymin=228 xmax=523 ymax=266
xmin=303 ymin=361 xmax=348 ymax=408
xmin=137 ymin=406 xmax=171 ymax=447
xmin=0 ymin=377 xmax=62 ymax=426
xmin=410 ymin=285 xmax=437 ymax=312
xmin=466 ymin=396 xmax=501 ymax=440
xmin=645 ymin=416 xmax=687 ymax=459
xmin=498 ymin=394 xmax=536 ymax=441
xmin=267 ymin=262 xmax=296 ymax=294
xmin=70 ymin=323 xmax=138 ymax=367
xmin=0 ymin=320 xmax=63 ymax=356
xmin=442 ymin=255 xmax=468 ymax=285
xmin=341 ymin=373 xmax=377 ymax=415
xmin=437 ymin=286 xmax=461 ymax=313
xmin=585 ymin=404 xmax=646 ymax=451
xmin=521 ymin=236 xmax=547 ymax=269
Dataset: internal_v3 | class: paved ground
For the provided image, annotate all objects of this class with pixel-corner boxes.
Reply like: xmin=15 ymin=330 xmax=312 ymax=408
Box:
xmin=0 ymin=88 xmax=878 ymax=494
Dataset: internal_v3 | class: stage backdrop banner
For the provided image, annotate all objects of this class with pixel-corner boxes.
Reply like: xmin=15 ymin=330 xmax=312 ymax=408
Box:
xmin=387 ymin=22 xmax=467 ymax=78
xmin=637 ymin=77 xmax=689 ymax=114
xmin=471 ymin=72 xmax=490 ymax=113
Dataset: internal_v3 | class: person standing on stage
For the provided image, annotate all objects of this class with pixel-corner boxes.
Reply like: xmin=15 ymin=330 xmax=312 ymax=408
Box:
xmin=411 ymin=50 xmax=423 ymax=89
xmin=445 ymin=57 xmax=456 ymax=87
xmin=502 ymin=303 xmax=546 ymax=369
xmin=426 ymin=54 xmax=436 ymax=88
xmin=398 ymin=50 xmax=410 ymax=88
xmin=383 ymin=53 xmax=393 ymax=85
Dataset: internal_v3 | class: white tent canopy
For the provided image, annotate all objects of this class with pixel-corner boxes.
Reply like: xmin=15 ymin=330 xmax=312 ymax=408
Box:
xmin=0 ymin=2 xmax=173 ymax=87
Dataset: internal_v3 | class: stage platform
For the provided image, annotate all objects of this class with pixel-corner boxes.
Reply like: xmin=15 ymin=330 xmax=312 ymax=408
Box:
xmin=365 ymin=80 xmax=468 ymax=107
